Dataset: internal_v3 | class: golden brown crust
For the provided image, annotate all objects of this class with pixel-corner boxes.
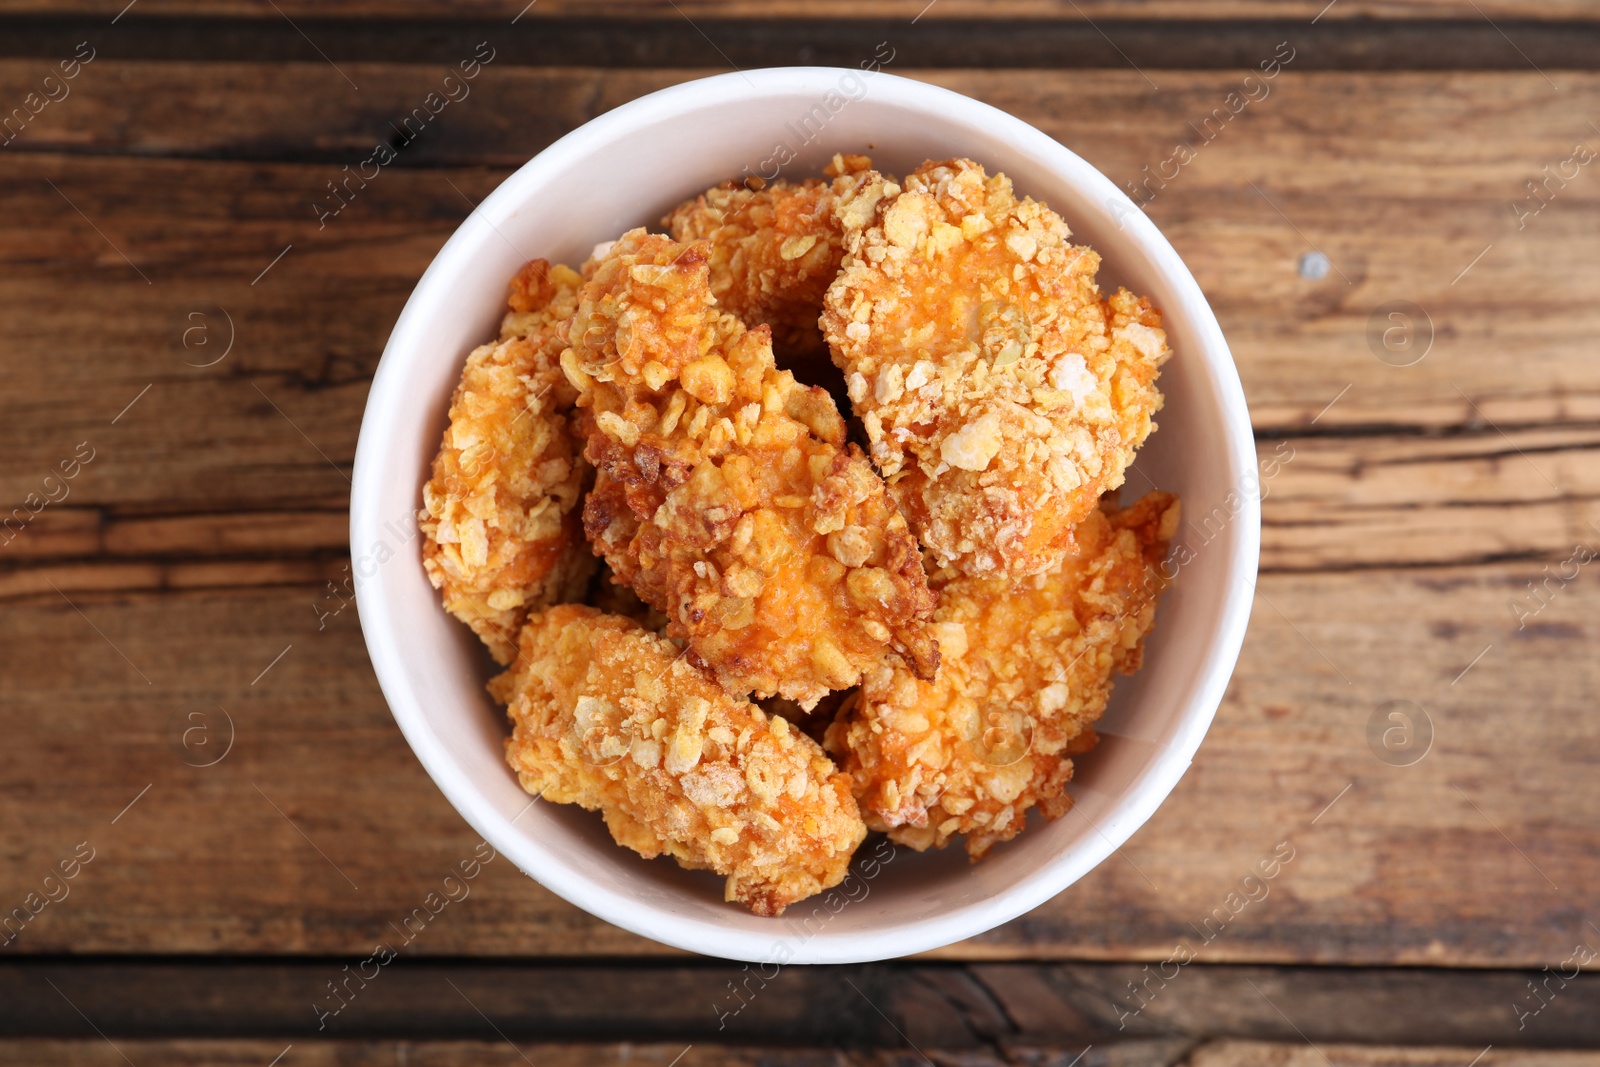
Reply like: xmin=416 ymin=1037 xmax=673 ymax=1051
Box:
xmin=420 ymin=260 xmax=594 ymax=663
xmin=500 ymin=258 xmax=579 ymax=342
xmin=663 ymin=177 xmax=836 ymax=360
xmin=565 ymin=229 xmax=938 ymax=707
xmin=827 ymin=491 xmax=1180 ymax=860
xmin=663 ymin=153 xmax=873 ymax=366
xmin=424 ymin=157 xmax=1181 ymax=913
xmin=493 ymin=605 xmax=867 ymax=915
xmin=821 ymin=159 xmax=1171 ymax=578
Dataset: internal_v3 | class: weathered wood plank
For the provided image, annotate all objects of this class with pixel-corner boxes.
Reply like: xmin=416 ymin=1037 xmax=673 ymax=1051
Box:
xmin=1257 ymin=425 xmax=1600 ymax=572
xmin=0 ymin=64 xmax=1594 ymax=966
xmin=5 ymin=417 xmax=1598 ymax=578
xmin=5 ymin=1040 xmax=1599 ymax=1067
xmin=3 ymin=16 xmax=1599 ymax=74
xmin=7 ymin=1043 xmax=1600 ymax=1067
xmin=0 ymin=559 xmax=1593 ymax=962
xmin=1192 ymin=1048 xmax=1600 ymax=1066
xmin=3 ymin=1 xmax=1599 ymax=22
xmin=0 ymin=509 xmax=350 ymax=561
xmin=0 ymin=65 xmax=1593 ymax=488
xmin=0 ymin=1040 xmax=1171 ymax=1067
xmin=2 ymin=960 xmax=1599 ymax=1046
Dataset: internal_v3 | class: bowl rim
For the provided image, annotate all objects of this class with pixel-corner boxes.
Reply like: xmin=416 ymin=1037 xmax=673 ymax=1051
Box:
xmin=352 ymin=66 xmax=1260 ymax=964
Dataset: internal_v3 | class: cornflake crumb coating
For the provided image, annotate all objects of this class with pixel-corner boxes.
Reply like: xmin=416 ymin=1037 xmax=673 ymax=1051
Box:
xmin=821 ymin=158 xmax=1171 ymax=578
xmin=565 ymin=229 xmax=938 ymax=708
xmin=492 ymin=605 xmax=867 ymax=915
xmin=827 ymin=491 xmax=1180 ymax=860
xmin=420 ymin=260 xmax=595 ymax=663
xmin=664 ymin=153 xmax=874 ymax=364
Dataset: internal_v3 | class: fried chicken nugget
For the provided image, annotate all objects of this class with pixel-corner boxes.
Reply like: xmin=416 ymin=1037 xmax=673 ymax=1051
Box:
xmin=565 ymin=229 xmax=938 ymax=708
xmin=663 ymin=153 xmax=873 ymax=366
xmin=420 ymin=260 xmax=595 ymax=663
xmin=491 ymin=604 xmax=867 ymax=915
xmin=822 ymin=159 xmax=1172 ymax=577
xmin=827 ymin=491 xmax=1180 ymax=860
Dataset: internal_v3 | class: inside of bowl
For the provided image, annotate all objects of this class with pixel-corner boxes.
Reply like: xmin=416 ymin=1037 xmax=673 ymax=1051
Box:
xmin=357 ymin=68 xmax=1254 ymax=962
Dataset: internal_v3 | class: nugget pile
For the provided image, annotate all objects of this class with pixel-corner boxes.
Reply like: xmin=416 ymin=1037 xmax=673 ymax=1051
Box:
xmin=419 ymin=153 xmax=1179 ymax=915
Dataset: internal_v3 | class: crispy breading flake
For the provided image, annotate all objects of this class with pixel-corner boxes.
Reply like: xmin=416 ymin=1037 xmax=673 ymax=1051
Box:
xmin=567 ymin=229 xmax=938 ymax=707
xmin=420 ymin=260 xmax=594 ymax=662
xmin=664 ymin=153 xmax=875 ymax=366
xmin=493 ymin=605 xmax=867 ymax=915
xmin=422 ymin=154 xmax=1183 ymax=915
xmin=827 ymin=491 xmax=1179 ymax=859
xmin=822 ymin=158 xmax=1171 ymax=578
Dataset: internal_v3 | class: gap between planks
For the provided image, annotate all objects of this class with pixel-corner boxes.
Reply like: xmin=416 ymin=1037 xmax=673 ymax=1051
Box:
xmin=1 ymin=16 xmax=1600 ymax=70
xmin=1 ymin=959 xmax=1599 ymax=1046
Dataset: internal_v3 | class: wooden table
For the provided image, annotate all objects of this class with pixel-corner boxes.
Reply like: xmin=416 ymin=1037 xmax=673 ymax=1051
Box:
xmin=3 ymin=2 xmax=1598 ymax=1063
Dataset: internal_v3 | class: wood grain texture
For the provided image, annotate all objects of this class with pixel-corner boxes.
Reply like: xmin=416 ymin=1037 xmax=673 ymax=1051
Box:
xmin=0 ymin=1040 xmax=1159 ymax=1067
xmin=5 ymin=17 xmax=1600 ymax=74
xmin=1 ymin=65 xmax=1594 ymax=451
xmin=4 ymin=417 xmax=1595 ymax=581
xmin=3 ymin=960 xmax=1599 ymax=1045
xmin=0 ymin=563 xmax=1594 ymax=962
xmin=4 ymin=1 xmax=1600 ymax=21
xmin=2 ymin=67 xmax=1596 ymax=564
xmin=4 ymin=1042 xmax=1598 ymax=1067
xmin=8 ymin=1046 xmax=1600 ymax=1067
xmin=0 ymin=62 xmax=1595 ymax=965
xmin=1191 ymin=1049 xmax=1600 ymax=1067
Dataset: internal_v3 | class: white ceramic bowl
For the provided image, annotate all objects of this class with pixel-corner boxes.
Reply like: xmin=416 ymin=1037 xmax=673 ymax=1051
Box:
xmin=352 ymin=67 xmax=1258 ymax=964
